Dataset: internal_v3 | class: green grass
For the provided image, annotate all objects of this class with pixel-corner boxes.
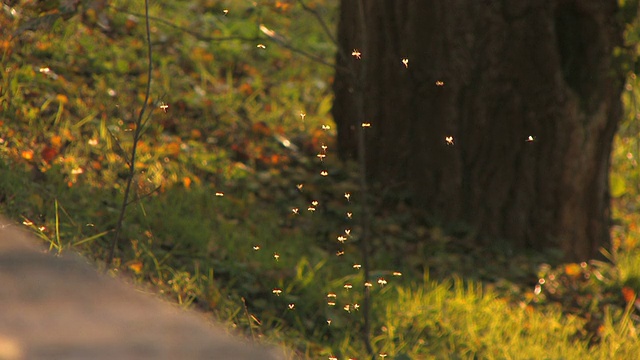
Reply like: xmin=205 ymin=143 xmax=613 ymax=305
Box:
xmin=2 ymin=0 xmax=640 ymax=359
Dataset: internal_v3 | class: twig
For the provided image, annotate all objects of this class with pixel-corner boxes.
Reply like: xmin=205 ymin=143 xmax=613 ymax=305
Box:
xmin=241 ymin=297 xmax=256 ymax=341
xmin=114 ymin=4 xmax=348 ymax=72
xmin=115 ymin=7 xmax=255 ymax=42
xmin=262 ymin=32 xmax=347 ymax=72
xmin=105 ymin=0 xmax=153 ymax=270
xmin=296 ymin=0 xmax=337 ymax=46
xmin=112 ymin=6 xmax=258 ymax=43
xmin=126 ymin=185 xmax=162 ymax=206
xmin=295 ymin=0 xmax=351 ymax=66
xmin=106 ymin=128 xmax=131 ymax=167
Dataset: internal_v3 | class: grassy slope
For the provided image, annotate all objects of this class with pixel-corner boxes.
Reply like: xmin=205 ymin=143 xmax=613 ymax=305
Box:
xmin=2 ymin=1 xmax=640 ymax=358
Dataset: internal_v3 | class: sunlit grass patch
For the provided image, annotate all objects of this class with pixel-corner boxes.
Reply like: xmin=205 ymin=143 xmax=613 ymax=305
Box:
xmin=370 ymin=277 xmax=640 ymax=359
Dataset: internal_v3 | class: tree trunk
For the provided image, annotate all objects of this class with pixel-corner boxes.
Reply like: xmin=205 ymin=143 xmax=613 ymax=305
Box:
xmin=332 ymin=0 xmax=624 ymax=261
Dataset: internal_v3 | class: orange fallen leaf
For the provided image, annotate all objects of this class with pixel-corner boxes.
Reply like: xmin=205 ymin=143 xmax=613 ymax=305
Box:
xmin=21 ymin=150 xmax=34 ymax=160
xmin=564 ymin=263 xmax=581 ymax=277
xmin=622 ymin=286 xmax=636 ymax=303
xmin=166 ymin=142 xmax=181 ymax=156
xmin=190 ymin=129 xmax=202 ymax=139
xmin=239 ymin=83 xmax=253 ymax=95
xmin=50 ymin=135 xmax=62 ymax=148
xmin=275 ymin=1 xmax=291 ymax=11
xmin=0 ymin=40 xmax=11 ymax=52
xmin=128 ymin=261 xmax=143 ymax=274
xmin=183 ymin=177 xmax=192 ymax=189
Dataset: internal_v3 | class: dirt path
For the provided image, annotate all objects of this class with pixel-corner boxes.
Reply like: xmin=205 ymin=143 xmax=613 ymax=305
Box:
xmin=0 ymin=216 xmax=286 ymax=360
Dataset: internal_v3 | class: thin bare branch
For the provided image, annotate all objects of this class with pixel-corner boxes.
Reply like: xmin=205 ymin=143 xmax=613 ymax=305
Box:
xmin=105 ymin=0 xmax=154 ymax=270
xmin=112 ymin=7 xmax=258 ymax=42
xmin=296 ymin=0 xmax=352 ymax=68
xmin=296 ymin=0 xmax=337 ymax=46
xmin=261 ymin=30 xmax=347 ymax=72
xmin=126 ymin=185 xmax=162 ymax=206
xmin=113 ymin=5 xmax=349 ymax=73
xmin=106 ymin=128 xmax=131 ymax=167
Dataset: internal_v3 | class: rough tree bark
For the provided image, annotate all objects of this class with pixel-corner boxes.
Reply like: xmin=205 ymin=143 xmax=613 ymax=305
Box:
xmin=332 ymin=0 xmax=625 ymax=261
